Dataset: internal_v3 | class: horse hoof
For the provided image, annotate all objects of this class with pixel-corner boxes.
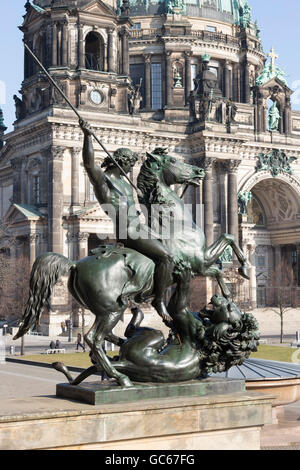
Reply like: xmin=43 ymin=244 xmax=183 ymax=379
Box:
xmin=119 ymin=376 xmax=134 ymax=388
xmin=238 ymin=266 xmax=250 ymax=280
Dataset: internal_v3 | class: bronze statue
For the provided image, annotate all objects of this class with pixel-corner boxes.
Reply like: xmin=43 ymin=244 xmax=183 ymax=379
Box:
xmin=13 ymin=44 xmax=259 ymax=390
xmin=52 ymin=294 xmax=259 ymax=385
xmin=14 ymin=145 xmax=255 ymax=388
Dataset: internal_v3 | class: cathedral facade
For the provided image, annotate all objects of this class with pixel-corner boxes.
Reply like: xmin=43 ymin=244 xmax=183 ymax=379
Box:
xmin=1 ymin=0 xmax=300 ymax=335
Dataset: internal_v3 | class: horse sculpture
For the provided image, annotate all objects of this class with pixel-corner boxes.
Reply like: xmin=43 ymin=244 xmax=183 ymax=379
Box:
xmin=14 ymin=151 xmax=253 ymax=387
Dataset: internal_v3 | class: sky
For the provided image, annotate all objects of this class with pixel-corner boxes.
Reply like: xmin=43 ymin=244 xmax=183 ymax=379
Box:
xmin=0 ymin=0 xmax=300 ymax=132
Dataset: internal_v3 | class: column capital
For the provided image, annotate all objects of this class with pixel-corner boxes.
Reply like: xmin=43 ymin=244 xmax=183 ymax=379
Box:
xmin=200 ymin=157 xmax=216 ymax=171
xmin=184 ymin=51 xmax=193 ymax=59
xmin=71 ymin=147 xmax=81 ymax=158
xmin=76 ymin=232 xmax=89 ymax=242
xmin=10 ymin=157 xmax=23 ymax=170
xmin=247 ymin=243 xmax=256 ymax=255
xmin=223 ymin=159 xmax=241 ymax=174
xmin=52 ymin=146 xmax=65 ymax=161
xmin=119 ymin=26 xmax=129 ymax=38
xmin=143 ymin=53 xmax=152 ymax=63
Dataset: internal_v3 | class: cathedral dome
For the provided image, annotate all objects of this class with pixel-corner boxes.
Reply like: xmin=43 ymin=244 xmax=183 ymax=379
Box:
xmin=33 ymin=0 xmax=250 ymax=25
xmin=126 ymin=0 xmax=249 ymax=24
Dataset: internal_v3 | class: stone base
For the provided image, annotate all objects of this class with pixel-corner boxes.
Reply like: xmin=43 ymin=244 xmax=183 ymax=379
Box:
xmin=0 ymin=390 xmax=274 ymax=450
xmin=56 ymin=377 xmax=245 ymax=405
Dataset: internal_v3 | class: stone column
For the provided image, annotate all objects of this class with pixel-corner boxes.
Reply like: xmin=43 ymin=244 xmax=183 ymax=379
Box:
xmin=121 ymin=29 xmax=129 ymax=76
xmin=189 ymin=158 xmax=203 ymax=226
xmin=62 ymin=20 xmax=68 ymax=67
xmin=47 ymin=146 xmax=64 ymax=254
xmin=248 ymin=244 xmax=257 ymax=308
xmin=165 ymin=52 xmax=174 ymax=107
xmin=218 ymin=162 xmax=227 ymax=233
xmin=107 ymin=28 xmax=115 ymax=73
xmin=78 ymin=232 xmax=89 ymax=259
xmin=78 ymin=24 xmax=85 ymax=69
xmin=274 ymin=245 xmax=282 ymax=282
xmin=10 ymin=158 xmax=22 ymax=204
xmin=243 ymin=59 xmax=250 ymax=104
xmin=185 ymin=52 xmax=192 ymax=105
xmin=296 ymin=244 xmax=300 ymax=288
xmin=71 ymin=148 xmax=80 ymax=210
xmin=223 ymin=60 xmax=231 ymax=99
xmin=52 ymin=22 xmax=57 ymax=67
xmin=232 ymin=63 xmax=240 ymax=102
xmin=29 ymin=233 xmax=37 ymax=268
xmin=283 ymin=99 xmax=292 ymax=135
xmin=225 ymin=159 xmax=241 ymax=243
xmin=201 ymin=158 xmax=215 ymax=247
xmin=144 ymin=54 xmax=151 ymax=110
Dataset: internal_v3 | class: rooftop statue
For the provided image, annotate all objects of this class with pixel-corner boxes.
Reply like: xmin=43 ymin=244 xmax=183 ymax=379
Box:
xmin=165 ymin=0 xmax=186 ymax=15
xmin=239 ymin=1 xmax=252 ymax=29
xmin=268 ymin=101 xmax=281 ymax=132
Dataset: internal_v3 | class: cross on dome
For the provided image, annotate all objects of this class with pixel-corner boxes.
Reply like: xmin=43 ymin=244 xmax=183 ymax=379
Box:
xmin=267 ymin=47 xmax=279 ymax=73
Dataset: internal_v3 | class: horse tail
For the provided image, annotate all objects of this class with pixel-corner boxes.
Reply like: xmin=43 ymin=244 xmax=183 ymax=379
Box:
xmin=13 ymin=253 xmax=76 ymax=340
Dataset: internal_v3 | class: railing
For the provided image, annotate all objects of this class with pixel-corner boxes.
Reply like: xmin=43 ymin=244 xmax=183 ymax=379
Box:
xmin=191 ymin=30 xmax=241 ymax=47
xmin=129 ymin=28 xmax=241 ymax=48
xmin=129 ymin=28 xmax=162 ymax=39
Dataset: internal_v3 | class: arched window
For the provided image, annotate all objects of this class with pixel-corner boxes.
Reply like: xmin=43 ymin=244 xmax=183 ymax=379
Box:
xmin=27 ymin=158 xmax=42 ymax=206
xmin=85 ymin=32 xmax=104 ymax=71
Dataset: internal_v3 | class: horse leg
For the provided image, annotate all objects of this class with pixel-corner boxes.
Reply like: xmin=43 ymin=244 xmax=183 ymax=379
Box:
xmin=202 ymin=264 xmax=232 ymax=300
xmin=84 ymin=312 xmax=133 ymax=388
xmin=205 ymin=234 xmax=250 ymax=280
xmin=105 ymin=332 xmax=125 ymax=347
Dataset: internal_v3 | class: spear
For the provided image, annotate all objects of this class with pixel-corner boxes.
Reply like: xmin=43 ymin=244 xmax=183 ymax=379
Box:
xmin=24 ymin=43 xmax=141 ymax=195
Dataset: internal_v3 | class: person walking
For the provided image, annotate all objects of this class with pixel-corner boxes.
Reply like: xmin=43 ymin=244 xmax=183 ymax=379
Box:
xmin=76 ymin=333 xmax=85 ymax=351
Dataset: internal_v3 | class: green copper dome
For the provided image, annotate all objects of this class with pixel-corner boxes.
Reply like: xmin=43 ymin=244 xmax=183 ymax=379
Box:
xmin=33 ymin=0 xmax=251 ymax=25
xmin=122 ymin=0 xmax=250 ymax=24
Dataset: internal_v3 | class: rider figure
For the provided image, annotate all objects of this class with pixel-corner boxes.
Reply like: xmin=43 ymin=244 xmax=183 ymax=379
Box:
xmin=80 ymin=119 xmax=174 ymax=322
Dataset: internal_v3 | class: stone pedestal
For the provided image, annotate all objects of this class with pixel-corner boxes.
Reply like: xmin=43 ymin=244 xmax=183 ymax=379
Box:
xmin=56 ymin=377 xmax=245 ymax=406
xmin=0 ymin=387 xmax=274 ymax=450
xmin=164 ymin=106 xmax=189 ymax=122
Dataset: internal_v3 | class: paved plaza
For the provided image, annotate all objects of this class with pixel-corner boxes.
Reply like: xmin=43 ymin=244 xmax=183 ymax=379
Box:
xmin=0 ymin=354 xmax=299 ymax=450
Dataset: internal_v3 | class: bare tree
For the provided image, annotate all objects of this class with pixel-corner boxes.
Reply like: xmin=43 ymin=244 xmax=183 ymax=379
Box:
xmin=265 ymin=257 xmax=298 ymax=343
xmin=222 ymin=266 xmax=251 ymax=311
xmin=0 ymin=220 xmax=16 ymax=319
xmin=0 ymin=221 xmax=30 ymax=353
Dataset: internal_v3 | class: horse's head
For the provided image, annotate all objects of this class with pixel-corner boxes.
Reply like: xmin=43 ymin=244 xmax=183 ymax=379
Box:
xmin=144 ymin=149 xmax=205 ymax=187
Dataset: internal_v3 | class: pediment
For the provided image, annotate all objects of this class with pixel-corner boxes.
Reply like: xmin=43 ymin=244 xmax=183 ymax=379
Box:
xmin=256 ymin=272 xmax=268 ymax=281
xmin=258 ymin=77 xmax=293 ymax=95
xmin=72 ymin=203 xmax=111 ymax=220
xmin=5 ymin=204 xmax=44 ymax=224
xmin=20 ymin=4 xmax=47 ymax=30
xmin=0 ymin=145 xmax=13 ymax=169
xmin=81 ymin=0 xmax=116 ymax=18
